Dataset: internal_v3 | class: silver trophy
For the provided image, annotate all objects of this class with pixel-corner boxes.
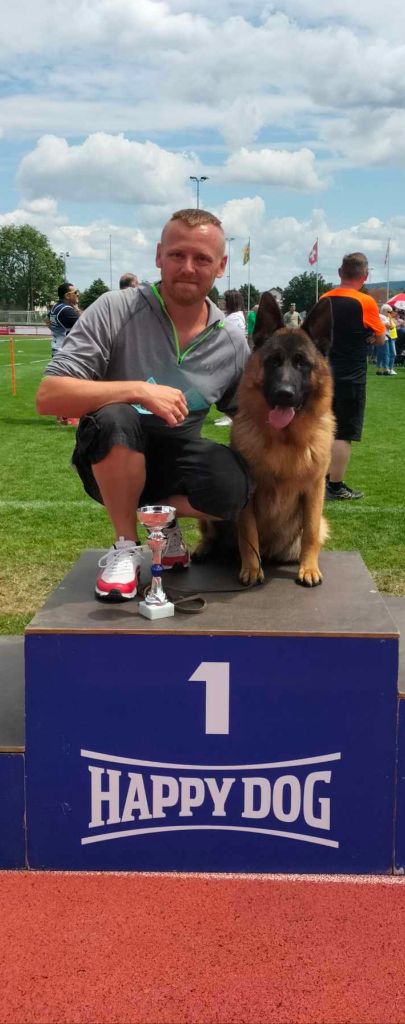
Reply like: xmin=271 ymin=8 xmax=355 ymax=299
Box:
xmin=137 ymin=505 xmax=176 ymax=619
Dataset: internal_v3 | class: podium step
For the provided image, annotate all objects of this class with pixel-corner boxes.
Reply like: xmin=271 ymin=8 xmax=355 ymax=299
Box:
xmin=1 ymin=561 xmax=402 ymax=872
xmin=384 ymin=596 xmax=405 ymax=871
xmin=0 ymin=636 xmax=25 ymax=751
xmin=27 ymin=549 xmax=398 ymax=638
xmin=0 ymin=637 xmax=25 ymax=866
xmin=383 ymin=595 xmax=405 ymax=694
xmin=24 ymin=550 xmax=401 ymax=874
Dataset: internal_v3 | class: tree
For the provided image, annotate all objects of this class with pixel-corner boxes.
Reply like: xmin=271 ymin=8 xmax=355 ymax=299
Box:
xmin=239 ymin=283 xmax=261 ymax=309
xmin=0 ymin=225 xmax=64 ymax=309
xmin=282 ymin=272 xmax=333 ymax=315
xmin=79 ymin=279 xmax=109 ymax=310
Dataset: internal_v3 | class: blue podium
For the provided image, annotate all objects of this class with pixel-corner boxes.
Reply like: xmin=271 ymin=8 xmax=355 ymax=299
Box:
xmin=0 ymin=637 xmax=26 ymax=868
xmin=396 ymin=699 xmax=405 ymax=873
xmin=25 ymin=551 xmax=399 ymax=873
xmin=384 ymin=596 xmax=405 ymax=873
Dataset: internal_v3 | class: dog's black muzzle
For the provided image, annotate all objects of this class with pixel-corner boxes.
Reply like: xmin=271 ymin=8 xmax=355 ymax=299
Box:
xmin=270 ymin=385 xmax=297 ymax=408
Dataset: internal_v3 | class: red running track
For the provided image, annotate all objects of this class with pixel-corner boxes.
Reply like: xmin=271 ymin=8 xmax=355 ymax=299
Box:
xmin=0 ymin=872 xmax=404 ymax=1024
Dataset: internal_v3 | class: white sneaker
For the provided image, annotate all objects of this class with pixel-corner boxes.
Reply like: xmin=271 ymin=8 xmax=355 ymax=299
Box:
xmin=95 ymin=538 xmax=143 ymax=600
xmin=161 ymin=524 xmax=190 ymax=569
xmin=390 ymin=370 xmax=397 ymax=375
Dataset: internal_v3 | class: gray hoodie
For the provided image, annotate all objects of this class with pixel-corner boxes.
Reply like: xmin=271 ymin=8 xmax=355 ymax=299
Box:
xmin=45 ymin=283 xmax=250 ymax=423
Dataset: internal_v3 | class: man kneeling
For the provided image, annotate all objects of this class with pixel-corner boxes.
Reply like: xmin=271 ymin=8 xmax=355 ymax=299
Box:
xmin=36 ymin=209 xmax=251 ymax=600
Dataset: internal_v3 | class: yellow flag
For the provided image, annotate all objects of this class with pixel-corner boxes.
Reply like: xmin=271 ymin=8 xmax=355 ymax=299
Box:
xmin=242 ymin=241 xmax=250 ymax=265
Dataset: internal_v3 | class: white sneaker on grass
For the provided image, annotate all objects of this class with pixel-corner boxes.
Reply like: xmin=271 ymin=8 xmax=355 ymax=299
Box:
xmin=161 ymin=524 xmax=190 ymax=569
xmin=95 ymin=538 xmax=144 ymax=600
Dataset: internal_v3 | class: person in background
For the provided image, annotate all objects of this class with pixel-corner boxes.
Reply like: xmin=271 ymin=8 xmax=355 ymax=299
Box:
xmin=283 ymin=302 xmax=302 ymax=328
xmin=321 ymin=253 xmax=385 ymax=500
xmin=48 ymin=282 xmax=80 ymax=358
xmin=247 ymin=304 xmax=259 ymax=347
xmin=223 ymin=290 xmax=246 ymax=332
xmin=386 ymin=307 xmax=398 ymax=375
xmin=376 ymin=305 xmax=392 ymax=376
xmin=395 ymin=312 xmax=405 ymax=364
xmin=119 ymin=273 xmax=139 ymax=290
xmin=213 ymin=290 xmax=247 ymax=426
xmin=47 ymin=282 xmax=81 ymax=426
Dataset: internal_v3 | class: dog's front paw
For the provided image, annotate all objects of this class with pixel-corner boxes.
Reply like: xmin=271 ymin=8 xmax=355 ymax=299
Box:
xmin=239 ymin=563 xmax=265 ymax=586
xmin=297 ymin=562 xmax=323 ymax=587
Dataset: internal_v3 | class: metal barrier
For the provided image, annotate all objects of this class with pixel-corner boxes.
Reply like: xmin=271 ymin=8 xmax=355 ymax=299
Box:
xmin=0 ymin=310 xmax=48 ymax=326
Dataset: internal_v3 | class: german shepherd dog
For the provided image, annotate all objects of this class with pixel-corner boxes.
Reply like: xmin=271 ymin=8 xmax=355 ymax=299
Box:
xmin=195 ymin=292 xmax=335 ymax=587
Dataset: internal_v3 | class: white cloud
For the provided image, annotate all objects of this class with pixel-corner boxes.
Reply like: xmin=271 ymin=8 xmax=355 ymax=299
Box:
xmin=321 ymin=110 xmax=405 ymax=167
xmin=79 ymin=0 xmax=210 ymax=52
xmin=0 ymin=95 xmax=223 ymax=139
xmin=219 ymin=197 xmax=266 ymax=240
xmin=223 ymin=147 xmax=326 ymax=191
xmin=0 ymin=197 xmax=157 ymax=284
xmin=2 ymin=196 xmax=405 ymax=291
xmin=265 ymin=0 xmax=405 ymax=39
xmin=2 ymin=1 xmax=405 ymax=300
xmin=2 ymin=2 xmax=405 ymax=167
xmin=0 ymin=0 xmax=209 ymax=56
xmin=0 ymin=197 xmax=63 ymax=228
xmin=207 ymin=203 xmax=405 ymax=287
xmin=18 ymin=133 xmax=200 ymax=205
xmin=17 ymin=134 xmax=327 ymax=216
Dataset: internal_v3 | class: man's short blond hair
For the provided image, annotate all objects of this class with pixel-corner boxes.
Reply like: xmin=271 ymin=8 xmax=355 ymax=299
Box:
xmin=161 ymin=209 xmax=225 ymax=255
xmin=170 ymin=208 xmax=223 ymax=230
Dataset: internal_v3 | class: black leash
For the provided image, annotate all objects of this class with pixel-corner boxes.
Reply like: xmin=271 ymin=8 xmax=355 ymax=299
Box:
xmin=140 ymin=537 xmax=263 ymax=615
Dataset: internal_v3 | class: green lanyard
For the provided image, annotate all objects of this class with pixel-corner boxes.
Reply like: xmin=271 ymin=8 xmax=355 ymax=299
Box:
xmin=151 ymin=283 xmax=224 ymax=364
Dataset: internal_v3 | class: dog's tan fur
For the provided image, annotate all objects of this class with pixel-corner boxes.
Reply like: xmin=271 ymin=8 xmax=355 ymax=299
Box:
xmin=195 ymin=294 xmax=335 ymax=587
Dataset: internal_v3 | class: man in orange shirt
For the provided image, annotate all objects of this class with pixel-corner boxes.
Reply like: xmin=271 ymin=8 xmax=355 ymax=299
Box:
xmin=321 ymin=253 xmax=385 ymax=500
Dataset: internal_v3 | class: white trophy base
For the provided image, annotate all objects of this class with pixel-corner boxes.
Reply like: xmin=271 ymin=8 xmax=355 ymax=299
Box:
xmin=138 ymin=600 xmax=175 ymax=620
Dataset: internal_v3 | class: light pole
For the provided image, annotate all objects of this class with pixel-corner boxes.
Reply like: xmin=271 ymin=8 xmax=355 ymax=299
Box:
xmin=226 ymin=237 xmax=235 ymax=291
xmin=59 ymin=251 xmax=70 ymax=278
xmin=109 ymin=235 xmax=113 ymax=289
xmin=189 ymin=175 xmax=209 ymax=209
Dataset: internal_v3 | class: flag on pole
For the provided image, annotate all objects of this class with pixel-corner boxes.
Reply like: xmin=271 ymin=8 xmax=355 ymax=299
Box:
xmin=242 ymin=240 xmax=250 ymax=265
xmin=308 ymin=240 xmax=318 ymax=265
xmin=384 ymin=239 xmax=390 ymax=265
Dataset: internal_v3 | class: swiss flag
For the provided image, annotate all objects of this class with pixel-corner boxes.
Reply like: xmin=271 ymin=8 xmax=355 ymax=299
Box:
xmin=308 ymin=240 xmax=318 ymax=265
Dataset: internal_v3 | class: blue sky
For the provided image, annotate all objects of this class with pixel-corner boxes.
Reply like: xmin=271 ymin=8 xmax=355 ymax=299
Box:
xmin=1 ymin=0 xmax=404 ymax=292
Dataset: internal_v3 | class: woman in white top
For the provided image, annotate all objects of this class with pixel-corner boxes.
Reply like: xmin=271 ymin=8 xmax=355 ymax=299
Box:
xmin=224 ymin=290 xmax=246 ymax=332
xmin=214 ymin=290 xmax=246 ymax=427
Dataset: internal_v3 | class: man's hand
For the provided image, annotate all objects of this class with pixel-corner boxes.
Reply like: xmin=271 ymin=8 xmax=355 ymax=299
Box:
xmin=139 ymin=382 xmax=188 ymax=426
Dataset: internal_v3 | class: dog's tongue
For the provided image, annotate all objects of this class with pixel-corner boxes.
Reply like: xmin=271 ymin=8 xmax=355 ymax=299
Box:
xmin=267 ymin=406 xmax=296 ymax=430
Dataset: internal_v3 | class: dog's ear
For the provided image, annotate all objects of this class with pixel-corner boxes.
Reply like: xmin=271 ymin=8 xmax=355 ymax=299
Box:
xmin=301 ymin=298 xmax=333 ymax=356
xmin=252 ymin=292 xmax=283 ymax=349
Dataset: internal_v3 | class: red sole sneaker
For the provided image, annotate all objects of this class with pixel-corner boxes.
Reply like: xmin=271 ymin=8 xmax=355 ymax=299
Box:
xmin=162 ymin=555 xmax=190 ymax=570
xmin=95 ymin=569 xmax=140 ymax=601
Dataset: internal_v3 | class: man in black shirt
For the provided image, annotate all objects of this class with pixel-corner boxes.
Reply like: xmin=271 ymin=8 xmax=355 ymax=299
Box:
xmin=321 ymin=253 xmax=385 ymax=500
xmin=47 ymin=282 xmax=81 ymax=425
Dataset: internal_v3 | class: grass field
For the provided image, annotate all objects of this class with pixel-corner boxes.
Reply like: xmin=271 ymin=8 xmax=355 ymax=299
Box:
xmin=1 ymin=335 xmax=404 ymax=634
